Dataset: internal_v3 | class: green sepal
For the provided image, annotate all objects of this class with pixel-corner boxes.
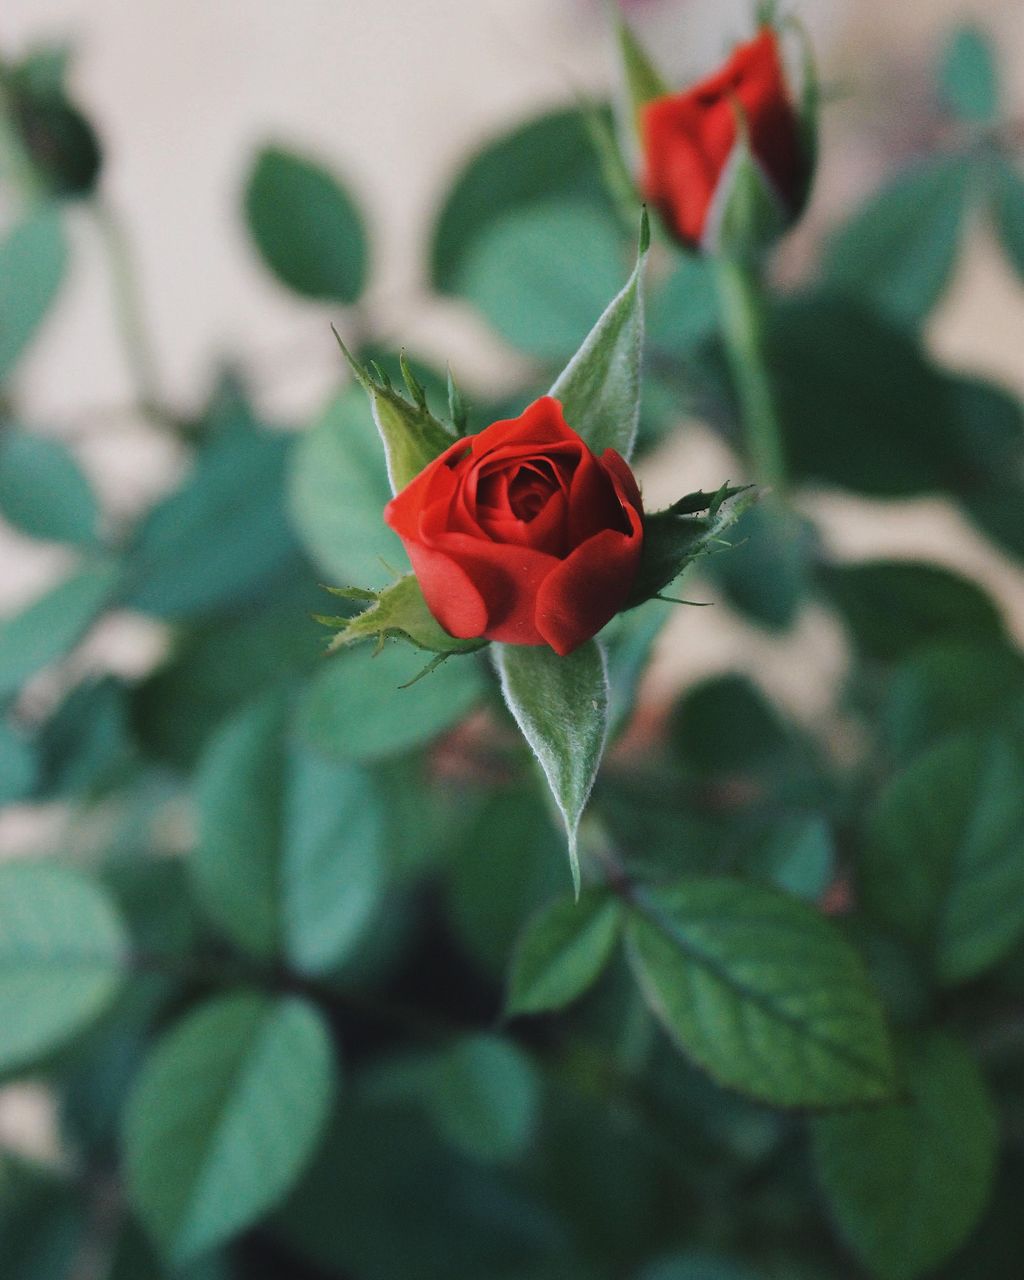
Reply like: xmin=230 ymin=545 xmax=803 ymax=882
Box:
xmin=701 ymin=116 xmax=790 ymax=260
xmin=783 ymin=15 xmax=822 ymax=214
xmin=626 ymin=484 xmax=758 ymax=608
xmin=331 ymin=328 xmax=457 ymax=494
xmin=317 ymin=574 xmax=487 ymax=660
xmin=610 ymin=4 xmax=669 ymax=139
xmin=549 ymin=208 xmax=650 ymax=461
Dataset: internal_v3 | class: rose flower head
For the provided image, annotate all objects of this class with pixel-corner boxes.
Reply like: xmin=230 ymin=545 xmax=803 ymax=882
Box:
xmin=641 ymin=26 xmax=813 ymax=254
xmin=384 ymin=396 xmax=643 ymax=657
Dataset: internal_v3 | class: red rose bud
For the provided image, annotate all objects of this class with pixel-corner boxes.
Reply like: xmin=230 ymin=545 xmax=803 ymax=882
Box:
xmin=384 ymin=397 xmax=643 ymax=657
xmin=641 ymin=28 xmax=808 ymax=254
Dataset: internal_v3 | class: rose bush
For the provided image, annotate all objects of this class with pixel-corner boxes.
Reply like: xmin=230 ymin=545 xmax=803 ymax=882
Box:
xmin=641 ymin=27 xmax=807 ymax=249
xmin=384 ymin=395 xmax=643 ymax=656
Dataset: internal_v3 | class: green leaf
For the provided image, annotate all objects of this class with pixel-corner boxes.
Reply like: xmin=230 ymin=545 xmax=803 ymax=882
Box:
xmin=132 ymin=581 xmax=324 ymax=772
xmin=37 ymin=676 xmax=133 ymax=798
xmin=288 ymin=387 xmax=403 ymax=588
xmin=639 ymin=1256 xmax=760 ymax=1280
xmin=298 ymin=639 xmax=485 ymax=763
xmin=244 ymin=145 xmax=367 ymax=302
xmin=0 ymin=719 xmax=38 ymax=803
xmin=0 ymin=862 xmax=127 ymax=1073
xmin=766 ymin=295 xmax=965 ymax=497
xmin=0 ymin=206 xmax=68 ymax=379
xmin=458 ymin=200 xmax=627 ymax=361
xmin=431 ymin=107 xmax=609 ymax=295
xmin=626 ymin=484 xmax=756 ymax=608
xmin=604 ymin=597 xmax=673 ymax=735
xmin=822 ymin=157 xmax=972 ymax=328
xmin=647 ymin=254 xmax=720 ymax=355
xmin=613 ymin=8 xmax=668 ymax=137
xmin=625 ymin=878 xmax=896 ymax=1107
xmin=0 ymin=430 xmax=99 ymax=545
xmin=195 ymin=694 xmax=384 ymax=974
xmin=670 ymin=672 xmax=790 ymax=775
xmin=387 ymin=1034 xmax=540 ymax=1164
xmin=321 ymin=573 xmax=487 ymax=658
xmin=744 ymin=816 xmax=836 ymax=903
xmin=706 ymin=501 xmax=814 ymax=630
xmin=123 ymin=413 xmax=300 ymax=618
xmin=861 ymin=732 xmax=1024 ymax=984
xmin=0 ymin=558 xmax=120 ymax=700
xmin=431 ymin=1035 xmax=539 ymax=1164
xmin=938 ymin=25 xmax=999 ymax=123
xmin=882 ymin=640 xmax=1024 ymax=760
xmin=819 ymin=560 xmax=1005 ymax=663
xmin=549 ymin=209 xmax=649 ymax=459
xmin=445 ymin=785 xmax=570 ymax=977
xmin=332 ymin=333 xmax=455 ymax=494
xmin=812 ymin=1032 xmax=997 ymax=1280
xmin=992 ymin=158 xmax=1024 ymax=283
xmin=124 ymin=993 xmax=334 ymax=1263
xmin=507 ymin=888 xmax=621 ymax=1015
xmin=494 ymin=639 xmax=609 ymax=897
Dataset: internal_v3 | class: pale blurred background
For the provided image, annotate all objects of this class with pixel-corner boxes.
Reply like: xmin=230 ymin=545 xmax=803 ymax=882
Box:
xmin=1 ymin=0 xmax=1023 ymax=759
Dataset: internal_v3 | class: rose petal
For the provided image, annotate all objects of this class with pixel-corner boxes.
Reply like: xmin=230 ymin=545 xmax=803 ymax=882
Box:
xmin=534 ymin=504 xmax=643 ymax=656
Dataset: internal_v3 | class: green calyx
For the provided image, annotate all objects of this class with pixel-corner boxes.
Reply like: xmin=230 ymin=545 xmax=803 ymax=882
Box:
xmin=626 ymin=484 xmax=758 ymax=608
xmin=332 ymin=328 xmax=458 ymax=494
xmin=315 ymin=574 xmax=487 ymax=670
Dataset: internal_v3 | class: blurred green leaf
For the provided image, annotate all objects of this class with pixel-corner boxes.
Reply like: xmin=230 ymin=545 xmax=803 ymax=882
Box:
xmin=882 ymin=640 xmax=1024 ymax=760
xmin=431 ymin=107 xmax=610 ymax=295
xmin=123 ymin=415 xmax=300 ymax=618
xmin=494 ymin=639 xmax=608 ymax=896
xmin=822 ymin=157 xmax=973 ymax=327
xmin=604 ymin=597 xmax=673 ymax=735
xmin=244 ymin=145 xmax=367 ymax=302
xmin=0 ymin=207 xmax=68 ymax=380
xmin=743 ymin=816 xmax=836 ymax=903
xmin=507 ymin=888 xmax=621 ymax=1016
xmin=706 ymin=502 xmax=815 ymax=630
xmin=0 ymin=1160 xmax=85 ymax=1280
xmin=820 ymin=560 xmax=1005 ymax=663
xmin=288 ymin=387 xmax=403 ymax=588
xmin=639 ymin=1255 xmax=761 ymax=1280
xmin=625 ymin=878 xmax=896 ymax=1107
xmin=195 ymin=693 xmax=385 ymax=973
xmin=0 ymin=558 xmax=120 ymax=700
xmin=992 ymin=158 xmax=1024 ymax=282
xmin=0 ymin=718 xmax=38 ymax=803
xmin=549 ymin=208 xmax=648 ymax=458
xmin=613 ymin=9 xmax=668 ymax=139
xmin=0 ymin=862 xmax=127 ymax=1073
xmin=0 ymin=430 xmax=98 ymax=545
xmin=36 ymin=675 xmax=133 ymax=798
xmin=766 ymin=296 xmax=963 ymax=496
xmin=298 ymin=639 xmax=485 ymax=762
xmin=813 ymin=1032 xmax=997 ymax=1280
xmin=647 ymin=254 xmax=720 ymax=355
xmin=132 ymin=583 xmax=324 ymax=771
xmin=670 ymin=672 xmax=790 ymax=775
xmin=446 ymin=785 xmax=569 ymax=976
xmin=425 ymin=1034 xmax=540 ymax=1163
xmin=124 ymin=993 xmax=334 ymax=1263
xmin=277 ymin=1096 xmax=560 ymax=1280
xmin=862 ymin=731 xmax=1024 ymax=984
xmin=938 ymin=25 xmax=999 ymax=123
xmin=459 ymin=200 xmax=626 ymax=361
xmin=8 ymin=56 xmax=102 ymax=198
